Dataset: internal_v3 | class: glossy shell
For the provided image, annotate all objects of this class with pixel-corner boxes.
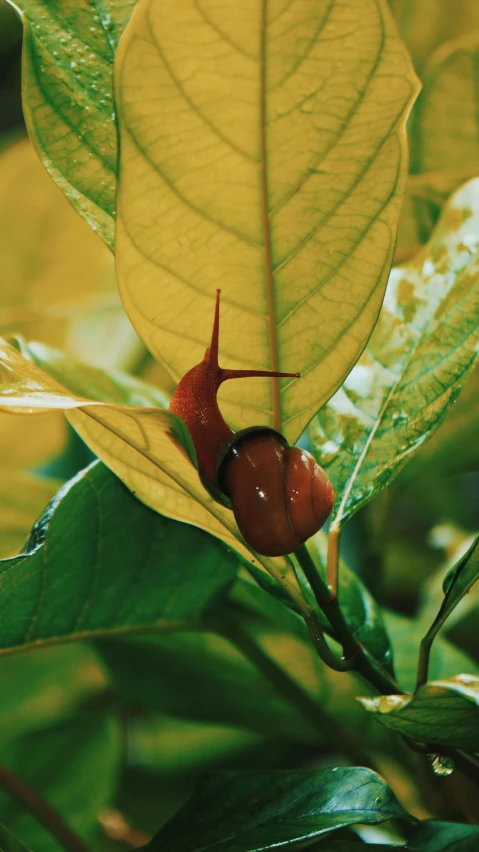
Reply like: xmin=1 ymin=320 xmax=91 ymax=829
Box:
xmin=219 ymin=432 xmax=335 ymax=556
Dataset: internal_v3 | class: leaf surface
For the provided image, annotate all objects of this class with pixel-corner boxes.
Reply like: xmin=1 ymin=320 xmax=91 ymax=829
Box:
xmin=115 ymin=0 xmax=418 ymax=440
xmin=0 ymin=710 xmax=121 ymax=852
xmin=0 ymin=824 xmax=32 ymax=852
xmin=311 ymin=179 xmax=479 ymax=526
xmin=0 ymin=460 xmax=237 ymax=653
xmin=0 ymin=338 xmax=303 ymax=597
xmin=359 ymin=674 xmax=479 ymax=750
xmin=409 ymin=820 xmax=479 ymax=852
xmin=142 ymin=768 xmax=411 ymax=851
xmin=10 ymin=0 xmax=137 ymax=247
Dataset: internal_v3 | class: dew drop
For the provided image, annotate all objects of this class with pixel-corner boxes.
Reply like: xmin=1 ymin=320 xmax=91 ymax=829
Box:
xmin=428 ymin=753 xmax=455 ymax=777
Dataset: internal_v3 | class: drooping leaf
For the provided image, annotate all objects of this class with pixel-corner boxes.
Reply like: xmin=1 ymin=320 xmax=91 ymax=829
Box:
xmin=115 ymin=0 xmax=418 ymax=441
xmin=311 ymin=179 xmax=479 ymax=527
xmin=0 ymin=710 xmax=121 ymax=852
xmin=0 ymin=824 xmax=32 ymax=852
xmin=141 ymin=768 xmax=411 ymax=852
xmin=0 ymin=338 xmax=305 ymax=600
xmin=10 ymin=0 xmax=137 ymax=247
xmin=0 ymin=460 xmax=238 ymax=653
xmin=0 ymin=466 xmax=59 ymax=558
xmin=359 ymin=674 xmax=479 ymax=750
xmin=409 ymin=820 xmax=479 ymax=852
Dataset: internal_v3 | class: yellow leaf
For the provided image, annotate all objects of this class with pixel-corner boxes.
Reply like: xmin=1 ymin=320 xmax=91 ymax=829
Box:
xmin=0 ymin=339 xmax=306 ymax=611
xmin=0 ymin=466 xmax=60 ymax=558
xmin=0 ymin=137 xmax=141 ymax=371
xmin=115 ymin=0 xmax=419 ymax=442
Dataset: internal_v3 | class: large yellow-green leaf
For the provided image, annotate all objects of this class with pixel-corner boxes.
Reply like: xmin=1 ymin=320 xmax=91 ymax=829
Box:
xmin=9 ymin=0 xmax=137 ymax=247
xmin=359 ymin=674 xmax=479 ymax=750
xmin=0 ymin=339 xmax=304 ymax=607
xmin=310 ymin=179 xmax=479 ymax=527
xmin=115 ymin=0 xmax=418 ymax=441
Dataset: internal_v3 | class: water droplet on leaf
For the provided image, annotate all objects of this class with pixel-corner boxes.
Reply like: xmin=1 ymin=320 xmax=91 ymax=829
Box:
xmin=428 ymin=754 xmax=455 ymax=777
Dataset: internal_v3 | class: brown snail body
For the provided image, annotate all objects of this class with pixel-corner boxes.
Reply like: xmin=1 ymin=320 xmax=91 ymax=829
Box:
xmin=169 ymin=291 xmax=334 ymax=556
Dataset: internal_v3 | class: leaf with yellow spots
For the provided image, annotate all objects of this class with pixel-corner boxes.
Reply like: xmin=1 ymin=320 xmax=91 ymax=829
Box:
xmin=114 ymin=0 xmax=419 ymax=442
xmin=10 ymin=0 xmax=137 ymax=248
xmin=0 ymin=338 xmax=306 ymax=611
xmin=310 ymin=179 xmax=479 ymax=528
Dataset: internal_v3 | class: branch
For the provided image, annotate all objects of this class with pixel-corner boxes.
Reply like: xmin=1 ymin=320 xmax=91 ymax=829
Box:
xmin=0 ymin=765 xmax=89 ymax=852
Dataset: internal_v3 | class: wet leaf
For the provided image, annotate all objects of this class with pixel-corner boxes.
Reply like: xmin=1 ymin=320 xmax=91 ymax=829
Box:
xmin=0 ymin=338 xmax=304 ymax=599
xmin=11 ymin=0 xmax=137 ymax=247
xmin=359 ymin=674 xmax=479 ymax=751
xmin=311 ymin=179 xmax=479 ymax=527
xmin=115 ymin=0 xmax=418 ymax=441
xmin=142 ymin=768 xmax=411 ymax=851
xmin=0 ymin=460 xmax=237 ymax=654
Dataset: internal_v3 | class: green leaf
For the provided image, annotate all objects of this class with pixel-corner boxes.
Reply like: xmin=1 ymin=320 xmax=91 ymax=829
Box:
xmin=97 ymin=630 xmax=323 ymax=744
xmin=115 ymin=0 xmax=418 ymax=441
xmin=359 ymin=674 xmax=479 ymax=750
xmin=0 ymin=460 xmax=237 ymax=654
xmin=142 ymin=768 xmax=411 ymax=851
xmin=384 ymin=610 xmax=478 ymax=693
xmin=10 ymin=0 xmax=137 ymax=248
xmin=0 ymin=644 xmax=108 ymax=745
xmin=409 ymin=820 xmax=479 ymax=852
xmin=311 ymin=178 xmax=479 ymax=527
xmin=0 ymin=710 xmax=121 ymax=852
xmin=0 ymin=824 xmax=32 ymax=852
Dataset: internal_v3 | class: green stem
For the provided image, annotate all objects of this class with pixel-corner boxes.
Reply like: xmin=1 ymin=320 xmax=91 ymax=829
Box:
xmin=295 ymin=544 xmax=402 ymax=695
xmin=0 ymin=765 xmax=89 ymax=852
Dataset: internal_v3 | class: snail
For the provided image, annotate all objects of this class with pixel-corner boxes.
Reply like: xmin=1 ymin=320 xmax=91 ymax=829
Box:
xmin=169 ymin=290 xmax=335 ymax=556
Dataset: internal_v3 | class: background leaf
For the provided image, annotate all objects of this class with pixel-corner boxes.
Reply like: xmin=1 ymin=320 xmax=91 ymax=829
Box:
xmin=359 ymin=674 xmax=479 ymax=750
xmin=0 ymin=467 xmax=59 ymax=557
xmin=409 ymin=820 xmax=479 ymax=852
xmin=115 ymin=0 xmax=418 ymax=441
xmin=143 ymin=768 xmax=411 ymax=851
xmin=0 ymin=710 xmax=121 ymax=852
xmin=10 ymin=0 xmax=137 ymax=247
xmin=0 ymin=460 xmax=237 ymax=653
xmin=311 ymin=179 xmax=479 ymax=527
xmin=0 ymin=824 xmax=32 ymax=852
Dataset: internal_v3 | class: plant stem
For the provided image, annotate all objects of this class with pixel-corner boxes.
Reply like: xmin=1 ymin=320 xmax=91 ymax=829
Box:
xmin=0 ymin=765 xmax=89 ymax=852
xmin=295 ymin=544 xmax=402 ymax=695
xmin=326 ymin=523 xmax=340 ymax=595
xmin=416 ymin=636 xmax=433 ymax=691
